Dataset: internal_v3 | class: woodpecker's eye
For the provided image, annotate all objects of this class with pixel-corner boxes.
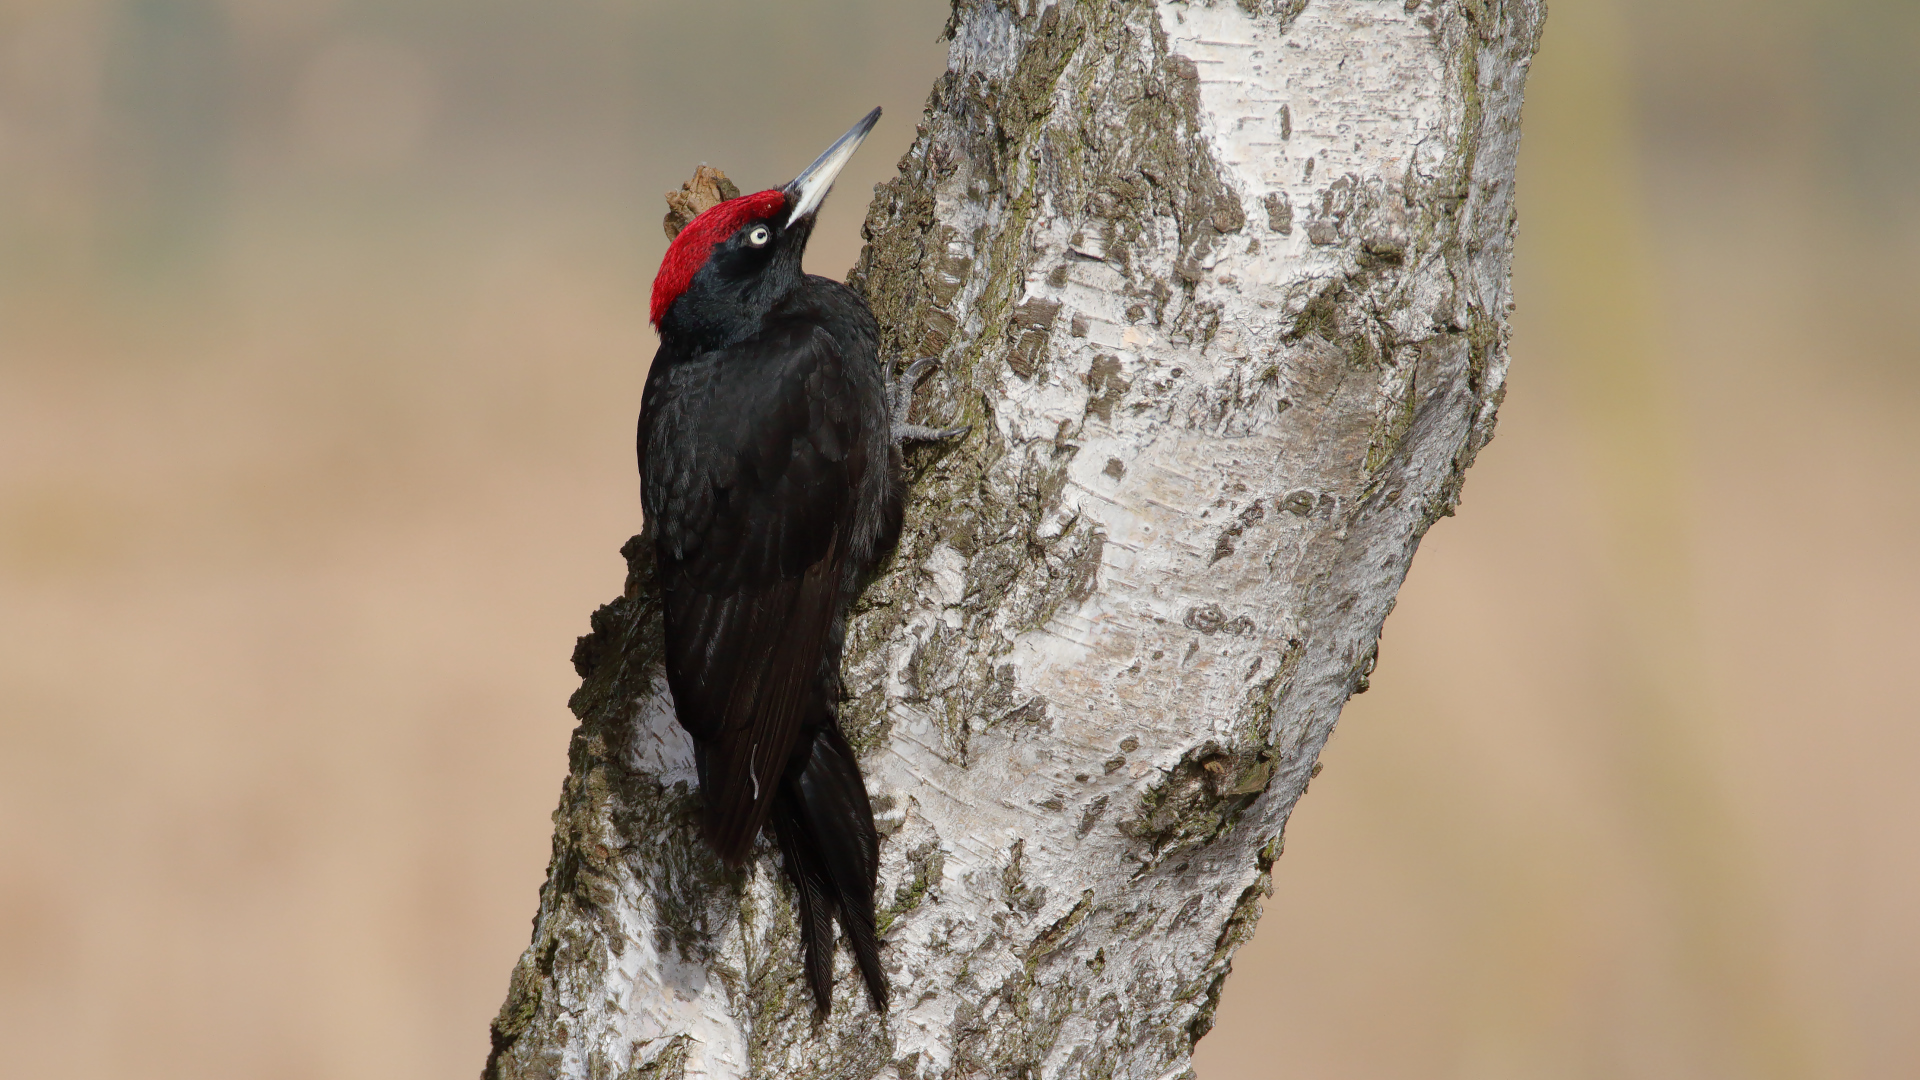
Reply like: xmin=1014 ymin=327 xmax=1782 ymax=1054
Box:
xmin=745 ymin=224 xmax=771 ymax=248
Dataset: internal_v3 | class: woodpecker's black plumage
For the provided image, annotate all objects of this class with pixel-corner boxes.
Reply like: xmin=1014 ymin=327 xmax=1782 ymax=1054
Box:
xmin=638 ymin=109 xmax=899 ymax=1015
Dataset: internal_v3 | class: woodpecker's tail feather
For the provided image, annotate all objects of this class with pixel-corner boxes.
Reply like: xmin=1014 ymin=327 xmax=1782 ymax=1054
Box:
xmin=771 ymin=800 xmax=839 ymax=1012
xmin=771 ymin=724 xmax=887 ymax=1015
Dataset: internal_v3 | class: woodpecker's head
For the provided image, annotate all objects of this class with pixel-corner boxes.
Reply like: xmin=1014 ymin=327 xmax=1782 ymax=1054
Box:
xmin=650 ymin=107 xmax=881 ymax=340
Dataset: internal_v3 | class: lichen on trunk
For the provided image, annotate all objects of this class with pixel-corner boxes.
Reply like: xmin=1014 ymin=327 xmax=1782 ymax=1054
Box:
xmin=484 ymin=2 xmax=1543 ymax=1078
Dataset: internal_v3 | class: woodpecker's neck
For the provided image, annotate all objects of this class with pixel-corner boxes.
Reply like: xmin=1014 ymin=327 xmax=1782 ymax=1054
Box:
xmin=656 ymin=284 xmax=782 ymax=351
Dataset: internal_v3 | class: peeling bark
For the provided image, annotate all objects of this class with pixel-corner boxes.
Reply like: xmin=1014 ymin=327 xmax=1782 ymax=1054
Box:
xmin=484 ymin=1 xmax=1543 ymax=1077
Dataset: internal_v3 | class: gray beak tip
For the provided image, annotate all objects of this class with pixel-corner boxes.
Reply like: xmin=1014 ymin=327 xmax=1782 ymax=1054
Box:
xmin=785 ymin=107 xmax=883 ymax=226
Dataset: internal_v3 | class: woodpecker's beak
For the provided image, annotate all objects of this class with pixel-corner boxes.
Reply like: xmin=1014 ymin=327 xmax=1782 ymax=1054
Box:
xmin=784 ymin=107 xmax=881 ymax=227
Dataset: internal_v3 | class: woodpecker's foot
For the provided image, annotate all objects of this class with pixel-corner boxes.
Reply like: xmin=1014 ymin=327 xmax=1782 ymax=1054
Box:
xmin=893 ymin=421 xmax=971 ymax=444
xmin=889 ymin=355 xmax=940 ymax=420
xmin=890 ymin=356 xmax=969 ymax=445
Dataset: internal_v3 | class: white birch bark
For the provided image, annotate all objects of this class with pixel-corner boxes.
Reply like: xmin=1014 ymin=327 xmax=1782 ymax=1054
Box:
xmin=484 ymin=1 xmax=1543 ymax=1077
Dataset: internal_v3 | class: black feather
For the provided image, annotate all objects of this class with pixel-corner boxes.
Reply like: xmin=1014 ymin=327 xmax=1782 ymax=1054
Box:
xmin=782 ymin=725 xmax=887 ymax=1013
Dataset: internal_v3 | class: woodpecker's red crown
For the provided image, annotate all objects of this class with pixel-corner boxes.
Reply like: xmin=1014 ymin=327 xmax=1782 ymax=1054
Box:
xmin=650 ymin=189 xmax=788 ymax=327
xmin=649 ymin=108 xmax=880 ymax=330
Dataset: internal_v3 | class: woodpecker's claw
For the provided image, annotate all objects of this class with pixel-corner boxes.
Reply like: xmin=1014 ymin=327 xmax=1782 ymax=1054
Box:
xmin=901 ymin=354 xmax=941 ymax=381
xmin=894 ymin=421 xmax=971 ymax=444
xmin=889 ymin=355 xmax=938 ymax=418
xmin=890 ymin=356 xmax=968 ymax=445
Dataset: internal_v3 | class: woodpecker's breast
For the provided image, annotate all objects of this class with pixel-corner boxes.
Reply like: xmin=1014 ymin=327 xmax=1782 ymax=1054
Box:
xmin=640 ymin=318 xmax=872 ymax=595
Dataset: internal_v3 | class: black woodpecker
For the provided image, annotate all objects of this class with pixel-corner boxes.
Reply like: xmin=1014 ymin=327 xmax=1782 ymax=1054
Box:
xmin=639 ymin=108 xmax=947 ymax=1016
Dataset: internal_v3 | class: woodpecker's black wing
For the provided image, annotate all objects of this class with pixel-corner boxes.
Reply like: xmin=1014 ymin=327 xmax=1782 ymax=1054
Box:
xmin=640 ymin=320 xmax=868 ymax=865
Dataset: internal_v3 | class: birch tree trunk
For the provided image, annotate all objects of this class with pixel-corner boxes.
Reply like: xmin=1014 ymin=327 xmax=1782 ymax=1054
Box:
xmin=484 ymin=1 xmax=1543 ymax=1077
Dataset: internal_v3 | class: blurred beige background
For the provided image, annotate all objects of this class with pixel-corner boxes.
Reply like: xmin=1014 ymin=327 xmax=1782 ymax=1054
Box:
xmin=0 ymin=1 xmax=1912 ymax=1078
